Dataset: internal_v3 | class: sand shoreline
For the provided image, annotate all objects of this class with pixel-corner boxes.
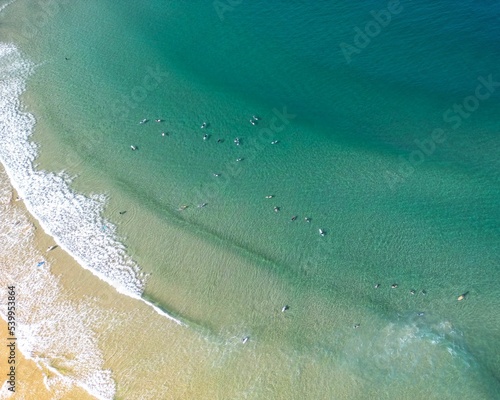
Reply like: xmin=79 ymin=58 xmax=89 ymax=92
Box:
xmin=0 ymin=162 xmax=101 ymax=399
xmin=0 ymin=161 xmax=250 ymax=399
xmin=0 ymin=162 xmax=183 ymax=399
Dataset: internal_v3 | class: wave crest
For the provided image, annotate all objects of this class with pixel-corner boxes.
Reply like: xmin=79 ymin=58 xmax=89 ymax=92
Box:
xmin=0 ymin=42 xmax=145 ymax=296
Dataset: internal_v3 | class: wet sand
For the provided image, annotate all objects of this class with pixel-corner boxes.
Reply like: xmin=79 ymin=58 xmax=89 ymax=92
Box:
xmin=0 ymin=163 xmax=185 ymax=399
xmin=0 ymin=162 xmax=272 ymax=399
xmin=0 ymin=163 xmax=97 ymax=399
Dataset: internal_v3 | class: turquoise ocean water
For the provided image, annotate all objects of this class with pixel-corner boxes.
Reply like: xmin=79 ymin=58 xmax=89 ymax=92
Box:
xmin=1 ymin=0 xmax=499 ymax=398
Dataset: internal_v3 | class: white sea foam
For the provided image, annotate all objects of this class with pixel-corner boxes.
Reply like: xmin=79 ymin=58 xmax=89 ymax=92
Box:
xmin=0 ymin=0 xmax=15 ymax=14
xmin=0 ymin=170 xmax=115 ymax=399
xmin=341 ymin=314 xmax=475 ymax=390
xmin=0 ymin=37 xmax=185 ymax=398
xmin=0 ymin=41 xmax=187 ymax=327
xmin=0 ymin=42 xmax=146 ymax=295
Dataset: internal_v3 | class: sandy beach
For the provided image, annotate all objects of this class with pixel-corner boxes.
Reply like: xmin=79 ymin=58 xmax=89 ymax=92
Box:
xmin=1 ymin=1 xmax=499 ymax=398
xmin=0 ymin=161 xmax=280 ymax=399
xmin=0 ymin=162 xmax=100 ymax=399
xmin=0 ymin=163 xmax=208 ymax=399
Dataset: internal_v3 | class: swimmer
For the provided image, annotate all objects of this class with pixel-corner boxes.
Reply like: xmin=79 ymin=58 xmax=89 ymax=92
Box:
xmin=281 ymin=305 xmax=289 ymax=312
xmin=274 ymin=206 xmax=280 ymax=212
xmin=304 ymin=217 xmax=311 ymax=222
xmin=353 ymin=324 xmax=360 ymax=329
xmin=119 ymin=211 xmax=126 ymax=215
xmin=391 ymin=283 xmax=398 ymax=289
xmin=410 ymin=289 xmax=416 ymax=295
xmin=374 ymin=283 xmax=381 ymax=289
xmin=457 ymin=291 xmax=469 ymax=301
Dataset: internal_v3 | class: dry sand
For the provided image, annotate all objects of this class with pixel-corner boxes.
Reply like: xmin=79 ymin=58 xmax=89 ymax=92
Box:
xmin=0 ymin=161 xmax=249 ymax=399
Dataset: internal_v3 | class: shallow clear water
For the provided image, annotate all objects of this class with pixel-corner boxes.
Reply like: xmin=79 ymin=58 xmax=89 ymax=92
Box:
xmin=1 ymin=0 xmax=499 ymax=398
